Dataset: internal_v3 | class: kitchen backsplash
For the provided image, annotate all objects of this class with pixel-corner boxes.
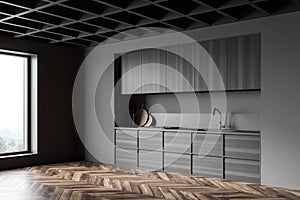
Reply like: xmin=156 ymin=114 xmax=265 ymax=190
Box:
xmin=149 ymin=113 xmax=260 ymax=131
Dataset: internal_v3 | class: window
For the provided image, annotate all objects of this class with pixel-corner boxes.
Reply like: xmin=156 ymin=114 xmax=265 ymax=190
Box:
xmin=0 ymin=49 xmax=37 ymax=157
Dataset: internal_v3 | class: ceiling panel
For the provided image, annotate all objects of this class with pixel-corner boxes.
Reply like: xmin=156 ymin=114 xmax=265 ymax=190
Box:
xmin=0 ymin=0 xmax=298 ymax=47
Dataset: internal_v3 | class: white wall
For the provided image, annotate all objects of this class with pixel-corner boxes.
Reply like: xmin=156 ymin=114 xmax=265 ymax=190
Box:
xmin=82 ymin=11 xmax=300 ymax=189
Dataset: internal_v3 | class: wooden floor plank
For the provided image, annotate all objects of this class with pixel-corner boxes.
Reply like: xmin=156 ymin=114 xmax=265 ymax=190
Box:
xmin=0 ymin=161 xmax=299 ymax=200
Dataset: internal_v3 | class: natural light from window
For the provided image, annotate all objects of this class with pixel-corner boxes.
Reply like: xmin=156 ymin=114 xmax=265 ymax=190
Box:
xmin=0 ymin=53 xmax=27 ymax=154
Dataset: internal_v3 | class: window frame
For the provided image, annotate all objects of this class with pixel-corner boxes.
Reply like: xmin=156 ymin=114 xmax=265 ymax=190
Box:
xmin=0 ymin=49 xmax=37 ymax=157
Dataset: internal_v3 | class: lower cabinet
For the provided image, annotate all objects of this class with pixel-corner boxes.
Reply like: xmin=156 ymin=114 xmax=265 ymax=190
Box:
xmin=115 ymin=148 xmax=137 ymax=168
xmin=114 ymin=128 xmax=260 ymax=183
xmin=115 ymin=129 xmax=137 ymax=149
xmin=139 ymin=150 xmax=162 ymax=170
xmin=164 ymin=131 xmax=191 ymax=153
xmin=139 ymin=130 xmax=162 ymax=151
xmin=192 ymin=133 xmax=223 ymax=156
xmin=225 ymin=134 xmax=260 ymax=160
xmin=164 ymin=153 xmax=191 ymax=174
xmin=192 ymin=155 xmax=223 ymax=179
xmin=225 ymin=158 xmax=260 ymax=184
xmin=224 ymin=134 xmax=260 ymax=183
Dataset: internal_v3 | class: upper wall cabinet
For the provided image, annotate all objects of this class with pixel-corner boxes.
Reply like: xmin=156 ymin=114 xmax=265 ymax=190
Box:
xmin=194 ymin=39 xmax=227 ymax=91
xmin=121 ymin=50 xmax=142 ymax=94
xmin=196 ymin=34 xmax=261 ymax=91
xmin=225 ymin=34 xmax=261 ymax=90
xmin=165 ymin=43 xmax=195 ymax=93
xmin=119 ymin=34 xmax=261 ymax=94
xmin=141 ymin=49 xmax=167 ymax=94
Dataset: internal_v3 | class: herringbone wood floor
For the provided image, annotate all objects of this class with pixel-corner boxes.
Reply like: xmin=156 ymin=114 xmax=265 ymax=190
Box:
xmin=0 ymin=161 xmax=299 ymax=199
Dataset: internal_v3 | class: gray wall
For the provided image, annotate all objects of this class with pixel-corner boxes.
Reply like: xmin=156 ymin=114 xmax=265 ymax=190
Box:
xmin=0 ymin=35 xmax=84 ymax=169
xmin=184 ymin=12 xmax=300 ymax=190
xmin=83 ymin=11 xmax=300 ymax=189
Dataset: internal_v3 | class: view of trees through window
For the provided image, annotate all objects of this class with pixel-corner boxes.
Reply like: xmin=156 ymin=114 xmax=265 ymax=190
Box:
xmin=0 ymin=53 xmax=27 ymax=154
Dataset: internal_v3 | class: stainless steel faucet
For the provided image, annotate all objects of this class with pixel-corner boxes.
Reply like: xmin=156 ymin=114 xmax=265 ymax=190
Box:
xmin=213 ymin=107 xmax=225 ymax=130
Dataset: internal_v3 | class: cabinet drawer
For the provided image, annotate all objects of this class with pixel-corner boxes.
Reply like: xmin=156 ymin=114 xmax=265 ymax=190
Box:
xmin=225 ymin=158 xmax=260 ymax=184
xmin=139 ymin=130 xmax=162 ymax=151
xmin=164 ymin=132 xmax=191 ymax=153
xmin=225 ymin=135 xmax=260 ymax=160
xmin=115 ymin=129 xmax=137 ymax=149
xmin=139 ymin=150 xmax=162 ymax=170
xmin=192 ymin=134 xmax=222 ymax=156
xmin=164 ymin=153 xmax=191 ymax=174
xmin=192 ymin=155 xmax=223 ymax=179
xmin=115 ymin=148 xmax=137 ymax=168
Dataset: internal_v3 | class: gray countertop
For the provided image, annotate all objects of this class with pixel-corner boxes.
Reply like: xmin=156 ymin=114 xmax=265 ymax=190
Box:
xmin=115 ymin=126 xmax=260 ymax=136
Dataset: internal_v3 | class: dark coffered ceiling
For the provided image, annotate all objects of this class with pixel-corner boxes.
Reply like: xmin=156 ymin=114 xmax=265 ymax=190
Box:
xmin=0 ymin=0 xmax=299 ymax=47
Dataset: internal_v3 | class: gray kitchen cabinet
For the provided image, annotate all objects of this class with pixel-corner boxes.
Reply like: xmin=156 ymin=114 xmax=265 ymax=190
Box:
xmin=193 ymin=155 xmax=223 ymax=179
xmin=192 ymin=133 xmax=223 ymax=157
xmin=164 ymin=153 xmax=191 ymax=174
xmin=225 ymin=134 xmax=260 ymax=160
xmin=114 ymin=127 xmax=260 ymax=184
xmin=139 ymin=150 xmax=163 ymax=170
xmin=165 ymin=43 xmax=195 ymax=92
xmin=209 ymin=39 xmax=227 ymax=91
xmin=121 ymin=50 xmax=142 ymax=94
xmin=240 ymin=34 xmax=261 ymax=90
xmin=139 ymin=130 xmax=162 ymax=151
xmin=226 ymin=37 xmax=240 ymax=90
xmin=226 ymin=34 xmax=261 ymax=90
xmin=120 ymin=34 xmax=260 ymax=94
xmin=115 ymin=148 xmax=138 ymax=168
xmin=141 ymin=49 xmax=166 ymax=93
xmin=194 ymin=41 xmax=210 ymax=91
xmin=164 ymin=131 xmax=191 ymax=153
xmin=225 ymin=158 xmax=260 ymax=184
xmin=115 ymin=129 xmax=137 ymax=149
xmin=194 ymin=34 xmax=260 ymax=92
xmin=195 ymin=39 xmax=227 ymax=91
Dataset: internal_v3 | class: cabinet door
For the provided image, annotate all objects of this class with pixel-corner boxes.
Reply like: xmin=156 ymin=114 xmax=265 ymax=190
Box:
xmin=192 ymin=134 xmax=223 ymax=157
xmin=240 ymin=34 xmax=261 ymax=90
xmin=226 ymin=37 xmax=240 ymax=90
xmin=139 ymin=150 xmax=162 ymax=170
xmin=210 ymin=39 xmax=227 ymax=91
xmin=141 ymin=49 xmax=166 ymax=93
xmin=225 ymin=158 xmax=260 ymax=183
xmin=196 ymin=39 xmax=226 ymax=91
xmin=164 ymin=131 xmax=191 ymax=153
xmin=226 ymin=34 xmax=261 ymax=90
xmin=165 ymin=44 xmax=194 ymax=92
xmin=115 ymin=129 xmax=137 ymax=149
xmin=196 ymin=34 xmax=260 ymax=91
xmin=116 ymin=148 xmax=138 ymax=168
xmin=193 ymin=155 xmax=223 ymax=179
xmin=139 ymin=130 xmax=162 ymax=151
xmin=194 ymin=41 xmax=210 ymax=91
xmin=121 ymin=51 xmax=142 ymax=94
xmin=164 ymin=153 xmax=191 ymax=174
xmin=225 ymin=135 xmax=260 ymax=160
